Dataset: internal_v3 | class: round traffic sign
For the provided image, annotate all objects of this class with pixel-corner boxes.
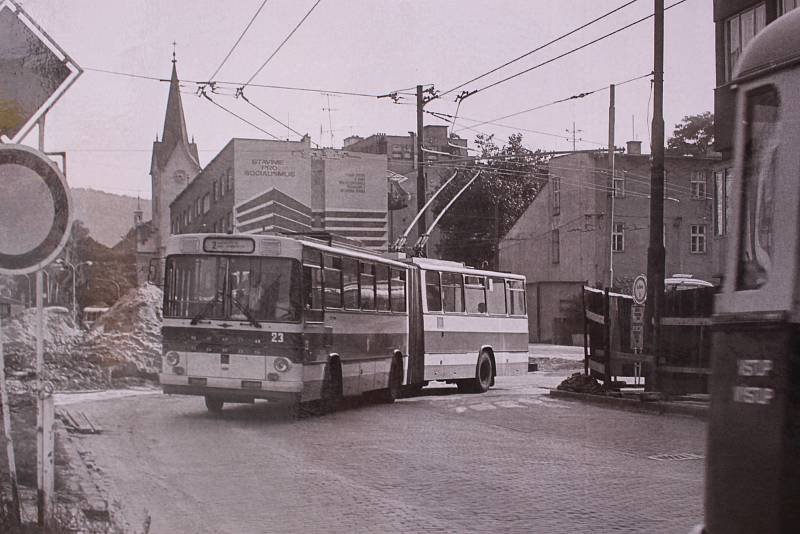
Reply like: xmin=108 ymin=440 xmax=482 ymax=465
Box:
xmin=0 ymin=144 xmax=72 ymax=274
xmin=632 ymin=274 xmax=647 ymax=305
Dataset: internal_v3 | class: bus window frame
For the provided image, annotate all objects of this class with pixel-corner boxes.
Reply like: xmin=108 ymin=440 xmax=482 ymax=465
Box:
xmin=441 ymin=271 xmax=465 ymax=314
xmin=718 ymin=75 xmax=800 ymax=315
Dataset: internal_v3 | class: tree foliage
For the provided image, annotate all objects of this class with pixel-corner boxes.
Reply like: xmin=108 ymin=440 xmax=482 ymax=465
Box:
xmin=666 ymin=112 xmax=714 ymax=156
xmin=434 ymin=133 xmax=548 ymax=268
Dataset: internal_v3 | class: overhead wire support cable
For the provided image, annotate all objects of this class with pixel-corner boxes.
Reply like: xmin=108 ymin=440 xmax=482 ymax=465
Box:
xmin=439 ymin=0 xmax=639 ymax=99
xmin=208 ymin=0 xmax=271 ymax=82
xmin=244 ymin=0 xmax=324 ymax=86
xmin=236 ymin=88 xmax=319 ymax=147
xmin=198 ymin=88 xmax=278 ymax=139
xmin=461 ymin=0 xmax=690 ymax=100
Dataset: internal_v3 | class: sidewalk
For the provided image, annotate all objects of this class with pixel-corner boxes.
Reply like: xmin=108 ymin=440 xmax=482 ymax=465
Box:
xmin=528 ymin=344 xmax=709 ymax=419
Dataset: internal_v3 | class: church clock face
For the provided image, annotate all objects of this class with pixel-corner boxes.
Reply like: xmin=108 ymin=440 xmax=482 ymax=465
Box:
xmin=174 ymin=170 xmax=187 ymax=183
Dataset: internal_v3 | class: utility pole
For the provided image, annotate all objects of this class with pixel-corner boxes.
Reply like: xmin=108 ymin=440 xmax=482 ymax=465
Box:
xmin=416 ymin=85 xmax=426 ymax=250
xmin=566 ymin=122 xmax=583 ymax=152
xmin=608 ymin=84 xmax=615 ymax=290
xmin=645 ymin=0 xmax=665 ymax=392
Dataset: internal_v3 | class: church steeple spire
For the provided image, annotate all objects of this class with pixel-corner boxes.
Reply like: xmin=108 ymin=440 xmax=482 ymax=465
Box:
xmin=161 ymin=59 xmax=190 ymax=154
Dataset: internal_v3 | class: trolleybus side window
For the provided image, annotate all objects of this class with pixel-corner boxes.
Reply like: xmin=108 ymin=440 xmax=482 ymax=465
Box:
xmin=390 ymin=268 xmax=406 ymax=312
xmin=342 ymin=257 xmax=359 ymax=310
xmin=425 ymin=270 xmax=442 ymax=312
xmin=486 ymin=277 xmax=507 ymax=315
xmin=360 ymin=262 xmax=376 ymax=310
xmin=465 ymin=275 xmax=487 ymax=314
xmin=376 ymin=264 xmax=390 ymax=311
xmin=323 ymin=255 xmax=343 ymax=309
xmin=302 ymin=249 xmax=324 ymax=316
xmin=507 ymin=280 xmax=526 ymax=316
xmin=442 ymin=272 xmax=464 ymax=313
xmin=737 ymin=85 xmax=780 ymax=291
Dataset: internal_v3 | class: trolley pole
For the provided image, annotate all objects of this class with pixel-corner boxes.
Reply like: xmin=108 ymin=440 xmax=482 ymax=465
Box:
xmin=416 ymin=85 xmax=426 ymax=253
xmin=645 ymin=0 xmax=665 ymax=392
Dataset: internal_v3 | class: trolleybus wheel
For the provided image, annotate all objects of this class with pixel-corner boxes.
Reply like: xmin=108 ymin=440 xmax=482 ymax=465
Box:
xmin=205 ymin=396 xmax=224 ymax=413
xmin=377 ymin=356 xmax=402 ymax=404
xmin=470 ymin=351 xmax=493 ymax=393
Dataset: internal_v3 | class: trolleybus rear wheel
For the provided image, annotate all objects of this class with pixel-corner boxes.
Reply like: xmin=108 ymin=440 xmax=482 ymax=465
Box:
xmin=205 ymin=396 xmax=224 ymax=413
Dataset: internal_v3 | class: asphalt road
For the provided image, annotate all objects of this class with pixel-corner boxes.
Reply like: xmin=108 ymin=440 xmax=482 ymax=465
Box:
xmin=64 ymin=372 xmax=706 ymax=533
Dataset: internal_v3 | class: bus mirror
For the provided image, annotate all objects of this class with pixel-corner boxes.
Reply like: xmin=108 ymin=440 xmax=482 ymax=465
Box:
xmin=148 ymin=258 xmax=164 ymax=286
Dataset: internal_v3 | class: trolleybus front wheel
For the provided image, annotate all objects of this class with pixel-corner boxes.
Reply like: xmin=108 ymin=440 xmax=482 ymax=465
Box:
xmin=205 ymin=396 xmax=224 ymax=413
xmin=376 ymin=355 xmax=402 ymax=403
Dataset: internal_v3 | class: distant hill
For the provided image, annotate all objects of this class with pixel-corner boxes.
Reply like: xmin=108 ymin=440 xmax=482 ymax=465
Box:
xmin=70 ymin=188 xmax=151 ymax=248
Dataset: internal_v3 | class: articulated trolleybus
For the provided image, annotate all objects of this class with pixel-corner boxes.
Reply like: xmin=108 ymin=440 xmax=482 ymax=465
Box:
xmin=159 ymin=233 xmax=529 ymax=413
xmin=700 ymin=8 xmax=800 ymax=534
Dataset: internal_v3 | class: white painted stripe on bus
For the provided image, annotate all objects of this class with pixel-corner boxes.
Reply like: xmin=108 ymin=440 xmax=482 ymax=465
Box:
xmin=422 ymin=314 xmax=528 ymax=333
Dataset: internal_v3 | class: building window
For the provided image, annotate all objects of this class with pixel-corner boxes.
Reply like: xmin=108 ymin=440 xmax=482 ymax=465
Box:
xmin=552 ymin=176 xmax=560 ymax=216
xmin=212 ymin=181 xmax=217 ymax=202
xmin=403 ymin=146 xmax=412 ymax=159
xmin=691 ymin=224 xmax=707 ymax=254
xmin=612 ymin=170 xmax=625 ymax=198
xmin=227 ymin=212 xmax=233 ymax=232
xmin=691 ymin=171 xmax=707 ymax=200
xmin=202 ymin=193 xmax=210 ymax=214
xmin=391 ymin=145 xmax=403 ymax=159
xmin=725 ymin=4 xmax=766 ymax=81
xmin=781 ymin=0 xmax=799 ymax=16
xmin=226 ymin=170 xmax=233 ymax=192
xmin=612 ymin=222 xmax=624 ymax=252
xmin=551 ymin=229 xmax=560 ymax=263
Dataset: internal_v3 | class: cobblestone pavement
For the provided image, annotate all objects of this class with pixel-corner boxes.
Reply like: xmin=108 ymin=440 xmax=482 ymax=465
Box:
xmin=67 ymin=371 xmax=705 ymax=534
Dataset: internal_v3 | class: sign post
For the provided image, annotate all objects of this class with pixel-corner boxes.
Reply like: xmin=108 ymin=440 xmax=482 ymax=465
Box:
xmin=1 ymin=1 xmax=80 ymax=526
xmin=631 ymin=274 xmax=647 ymax=385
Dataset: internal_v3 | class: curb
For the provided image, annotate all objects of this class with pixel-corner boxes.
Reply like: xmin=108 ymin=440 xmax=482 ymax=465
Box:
xmin=548 ymin=388 xmax=708 ymax=420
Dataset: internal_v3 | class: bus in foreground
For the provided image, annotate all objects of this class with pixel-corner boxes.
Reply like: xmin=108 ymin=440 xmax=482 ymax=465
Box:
xmin=158 ymin=233 xmax=529 ymax=413
xmin=699 ymin=8 xmax=800 ymax=533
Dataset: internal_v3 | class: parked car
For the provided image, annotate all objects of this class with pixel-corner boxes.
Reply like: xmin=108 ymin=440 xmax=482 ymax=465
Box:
xmin=665 ymin=273 xmax=714 ymax=291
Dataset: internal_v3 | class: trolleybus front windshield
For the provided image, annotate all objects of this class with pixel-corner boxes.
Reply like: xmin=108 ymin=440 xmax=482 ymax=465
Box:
xmin=164 ymin=255 xmax=302 ymax=322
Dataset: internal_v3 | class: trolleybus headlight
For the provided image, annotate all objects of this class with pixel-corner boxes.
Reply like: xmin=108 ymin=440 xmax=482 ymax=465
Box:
xmin=165 ymin=351 xmax=181 ymax=366
xmin=274 ymin=357 xmax=291 ymax=372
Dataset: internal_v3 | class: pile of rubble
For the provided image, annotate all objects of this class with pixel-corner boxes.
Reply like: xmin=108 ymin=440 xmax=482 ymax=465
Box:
xmin=1 ymin=286 xmax=163 ymax=391
xmin=83 ymin=284 xmax=163 ymax=377
xmin=556 ymin=372 xmax=605 ymax=395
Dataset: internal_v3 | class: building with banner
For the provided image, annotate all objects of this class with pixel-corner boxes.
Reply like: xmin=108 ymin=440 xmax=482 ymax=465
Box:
xmin=170 ymin=137 xmax=389 ymax=250
xmin=345 ymin=125 xmax=469 ymax=248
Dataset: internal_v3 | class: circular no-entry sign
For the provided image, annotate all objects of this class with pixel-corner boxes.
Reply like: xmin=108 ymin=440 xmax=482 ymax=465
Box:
xmin=0 ymin=144 xmax=72 ymax=274
xmin=632 ymin=274 xmax=648 ymax=305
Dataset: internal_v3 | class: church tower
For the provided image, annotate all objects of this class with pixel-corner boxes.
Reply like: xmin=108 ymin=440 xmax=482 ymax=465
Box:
xmin=135 ymin=54 xmax=201 ymax=284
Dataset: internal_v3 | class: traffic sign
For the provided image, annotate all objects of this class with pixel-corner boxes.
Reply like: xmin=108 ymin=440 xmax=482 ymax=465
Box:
xmin=630 ymin=304 xmax=645 ymax=351
xmin=0 ymin=0 xmax=82 ymax=142
xmin=632 ymin=274 xmax=647 ymax=305
xmin=0 ymin=144 xmax=72 ymax=274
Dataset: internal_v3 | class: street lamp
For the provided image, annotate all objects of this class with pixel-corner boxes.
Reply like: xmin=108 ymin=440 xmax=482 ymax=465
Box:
xmin=55 ymin=259 xmax=93 ymax=324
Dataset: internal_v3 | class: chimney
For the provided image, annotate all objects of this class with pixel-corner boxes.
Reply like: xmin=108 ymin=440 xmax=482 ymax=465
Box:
xmin=626 ymin=140 xmax=642 ymax=155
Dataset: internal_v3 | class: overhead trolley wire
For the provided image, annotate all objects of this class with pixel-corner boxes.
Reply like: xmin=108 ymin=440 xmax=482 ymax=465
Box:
xmin=235 ymin=89 xmax=321 ymax=147
xmin=243 ymin=0 xmax=324 ymax=86
xmin=198 ymin=88 xmax=278 ymax=139
xmin=439 ymin=0 xmax=640 ymax=99
xmin=456 ymin=0 xmax=691 ymax=101
xmin=208 ymin=0 xmax=272 ymax=82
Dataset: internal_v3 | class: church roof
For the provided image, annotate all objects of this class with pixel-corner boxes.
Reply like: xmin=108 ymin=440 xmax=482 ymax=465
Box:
xmin=150 ymin=61 xmax=200 ymax=174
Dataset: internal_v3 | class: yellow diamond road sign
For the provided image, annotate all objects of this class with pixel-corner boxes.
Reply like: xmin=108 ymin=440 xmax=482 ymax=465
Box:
xmin=0 ymin=0 xmax=82 ymax=143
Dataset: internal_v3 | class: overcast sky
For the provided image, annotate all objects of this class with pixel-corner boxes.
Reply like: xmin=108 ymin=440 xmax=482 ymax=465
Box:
xmin=15 ymin=0 xmax=714 ymax=199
